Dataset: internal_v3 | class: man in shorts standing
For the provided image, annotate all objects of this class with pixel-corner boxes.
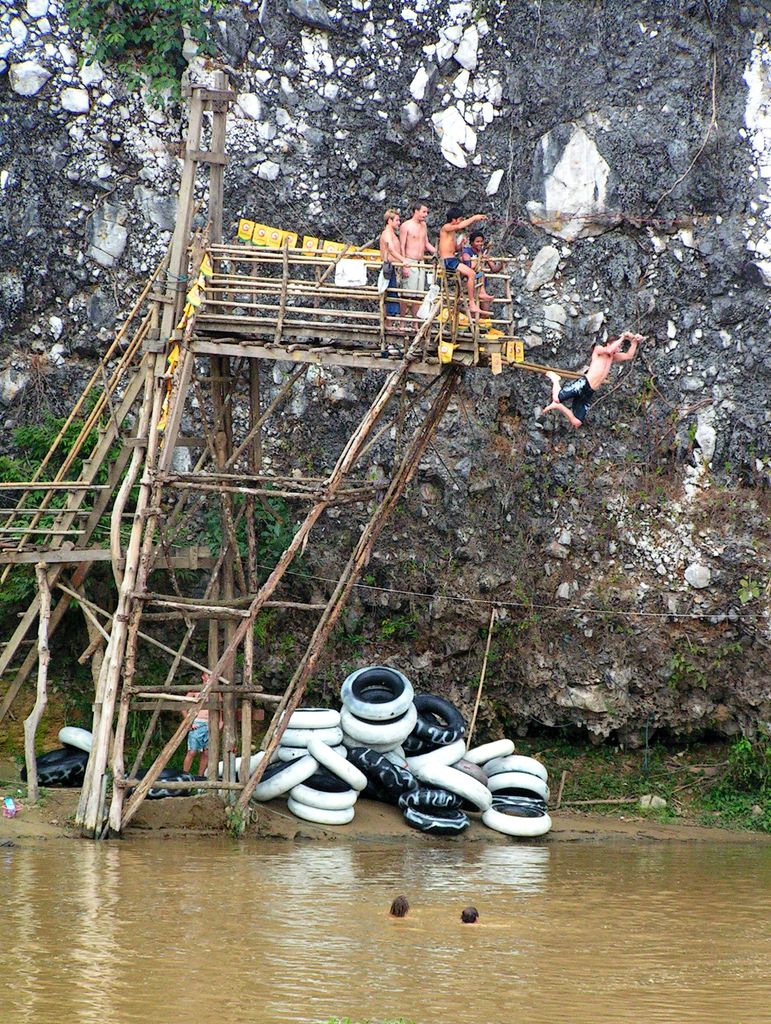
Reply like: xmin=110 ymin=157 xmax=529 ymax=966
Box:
xmin=400 ymin=203 xmax=436 ymax=323
xmin=183 ymin=672 xmax=212 ymax=776
xmin=379 ymin=208 xmax=410 ymax=334
xmin=541 ymin=331 xmax=644 ymax=428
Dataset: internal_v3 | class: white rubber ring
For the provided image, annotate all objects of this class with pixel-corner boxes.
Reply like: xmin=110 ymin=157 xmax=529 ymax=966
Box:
xmin=287 ymin=708 xmax=340 ymax=730
xmin=383 ymin=746 xmax=408 ymax=767
xmin=406 ymin=737 xmax=467 ymax=778
xmin=341 ymin=733 xmax=403 ymax=753
xmin=416 ymin=762 xmax=492 ymax=812
xmin=286 ymin=796 xmax=355 ymax=826
xmin=482 ymin=806 xmax=552 ymax=837
xmin=464 ymin=739 xmax=515 ymax=765
xmin=278 ymin=744 xmax=347 ymax=762
xmin=308 ymin=734 xmax=368 ymax=791
xmin=289 ymin=783 xmax=358 ymax=811
xmin=217 ymin=751 xmax=266 ymax=781
xmin=484 ymin=754 xmax=548 ymax=782
xmin=58 ymin=726 xmax=93 ymax=753
xmin=281 ymin=725 xmax=343 ymax=748
xmin=487 ymin=771 xmax=549 ymax=801
xmin=340 ymin=704 xmax=417 ymax=748
xmin=253 ymin=755 xmax=318 ymax=801
xmin=340 ymin=666 xmax=415 ymax=721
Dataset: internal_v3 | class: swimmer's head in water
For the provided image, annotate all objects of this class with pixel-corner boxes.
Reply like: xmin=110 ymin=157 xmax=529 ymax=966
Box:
xmin=390 ymin=895 xmax=410 ymax=918
xmin=461 ymin=906 xmax=479 ymax=924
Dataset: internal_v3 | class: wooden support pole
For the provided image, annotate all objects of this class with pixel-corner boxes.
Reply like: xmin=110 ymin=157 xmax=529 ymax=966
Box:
xmin=235 ymin=367 xmax=461 ymax=814
xmin=467 ymin=607 xmax=497 ymax=747
xmin=23 ymin=564 xmax=51 ymax=803
xmin=118 ymin=342 xmax=424 ymax=832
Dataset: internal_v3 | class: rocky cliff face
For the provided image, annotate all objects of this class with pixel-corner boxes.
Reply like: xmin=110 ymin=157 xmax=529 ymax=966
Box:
xmin=1 ymin=0 xmax=769 ymax=743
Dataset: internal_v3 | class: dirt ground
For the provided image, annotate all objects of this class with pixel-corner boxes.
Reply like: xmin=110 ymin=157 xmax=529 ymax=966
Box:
xmin=2 ymin=759 xmax=768 ymax=847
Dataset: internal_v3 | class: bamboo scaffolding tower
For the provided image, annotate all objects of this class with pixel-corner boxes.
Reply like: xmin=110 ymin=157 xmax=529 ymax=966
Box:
xmin=0 ymin=71 xmax=583 ymax=838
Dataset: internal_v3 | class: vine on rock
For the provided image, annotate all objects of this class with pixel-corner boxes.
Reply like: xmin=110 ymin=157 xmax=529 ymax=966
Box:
xmin=62 ymin=0 xmax=218 ymax=101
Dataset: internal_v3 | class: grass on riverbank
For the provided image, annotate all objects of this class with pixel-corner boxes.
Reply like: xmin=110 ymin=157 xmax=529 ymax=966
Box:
xmin=517 ymin=734 xmax=770 ymax=833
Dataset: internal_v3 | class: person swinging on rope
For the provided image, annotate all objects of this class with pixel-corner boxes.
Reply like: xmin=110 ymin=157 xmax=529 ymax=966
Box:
xmin=540 ymin=331 xmax=644 ymax=429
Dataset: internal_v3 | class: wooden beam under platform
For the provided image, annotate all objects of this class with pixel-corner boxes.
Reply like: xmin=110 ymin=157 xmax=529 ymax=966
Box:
xmin=190 ymin=336 xmax=441 ymax=375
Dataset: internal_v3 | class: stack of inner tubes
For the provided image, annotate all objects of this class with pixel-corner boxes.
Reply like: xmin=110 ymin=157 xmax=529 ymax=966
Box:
xmin=20 ymin=726 xmax=93 ymax=788
xmin=467 ymin=746 xmax=551 ymax=837
xmin=340 ymin=667 xmax=417 ymax=753
xmin=277 ymin=708 xmax=368 ymax=825
xmin=277 ymin=707 xmax=345 ymax=762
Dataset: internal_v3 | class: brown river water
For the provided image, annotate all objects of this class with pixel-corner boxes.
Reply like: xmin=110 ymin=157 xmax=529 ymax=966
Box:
xmin=1 ymin=838 xmax=769 ymax=1024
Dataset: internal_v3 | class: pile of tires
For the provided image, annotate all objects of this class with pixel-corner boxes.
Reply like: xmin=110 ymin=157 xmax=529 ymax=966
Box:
xmin=20 ymin=727 xmax=92 ymax=788
xmin=340 ymin=676 xmax=552 ymax=839
xmin=248 ymin=668 xmax=552 ymax=839
xmin=266 ymin=707 xmax=368 ymax=826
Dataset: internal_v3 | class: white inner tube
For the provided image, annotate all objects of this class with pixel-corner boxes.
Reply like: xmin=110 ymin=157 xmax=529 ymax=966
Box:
xmin=482 ymin=806 xmax=552 ymax=837
xmin=281 ymin=725 xmax=343 ymax=748
xmin=278 ymin=744 xmax=347 ymax=762
xmin=308 ymin=734 xmax=368 ymax=791
xmin=416 ymin=762 xmax=493 ymax=812
xmin=487 ymin=771 xmax=549 ymax=802
xmin=253 ymin=755 xmax=318 ymax=801
xmin=340 ymin=666 xmax=415 ymax=721
xmin=286 ymin=796 xmax=355 ymax=826
xmin=406 ymin=737 xmax=467 ymax=779
xmin=464 ymin=739 xmax=515 ymax=765
xmin=58 ymin=726 xmax=93 ymax=753
xmin=341 ymin=733 xmax=403 ymax=753
xmin=383 ymin=747 xmax=408 ymax=767
xmin=218 ymin=751 xmax=266 ymax=781
xmin=340 ymin=704 xmax=417 ymax=748
xmin=289 ymin=783 xmax=358 ymax=811
xmin=484 ymin=754 xmax=548 ymax=782
xmin=287 ymin=708 xmax=340 ymax=730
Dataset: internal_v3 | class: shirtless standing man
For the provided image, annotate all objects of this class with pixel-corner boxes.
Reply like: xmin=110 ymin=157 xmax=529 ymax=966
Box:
xmin=438 ymin=207 xmax=486 ymax=315
xmin=379 ymin=208 xmax=410 ymax=334
xmin=541 ymin=331 xmax=644 ymax=429
xmin=400 ymin=203 xmax=436 ymax=322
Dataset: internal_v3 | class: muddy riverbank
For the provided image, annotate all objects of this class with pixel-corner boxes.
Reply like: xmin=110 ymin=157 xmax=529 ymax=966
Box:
xmin=2 ymin=774 xmax=768 ymax=849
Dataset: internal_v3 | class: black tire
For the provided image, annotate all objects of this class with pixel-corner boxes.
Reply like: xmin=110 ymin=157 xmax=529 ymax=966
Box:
xmin=346 ymin=746 xmax=418 ymax=799
xmin=403 ymin=734 xmax=438 ymax=755
xmin=144 ymin=770 xmax=204 ymax=800
xmin=304 ymin=768 xmax=353 ymax=794
xmin=363 ymin=779 xmax=400 ymax=805
xmin=402 ymin=806 xmax=470 ymax=835
xmin=491 ymin=786 xmax=547 ymax=801
xmin=398 ymin=786 xmax=463 ymax=811
xmin=21 ymin=747 xmax=88 ymax=788
xmin=492 ymin=795 xmax=548 ymax=815
xmin=412 ymin=694 xmax=466 ymax=746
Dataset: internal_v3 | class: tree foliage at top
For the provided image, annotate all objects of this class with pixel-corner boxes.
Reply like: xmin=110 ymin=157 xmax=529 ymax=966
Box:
xmin=63 ymin=0 xmax=218 ymax=101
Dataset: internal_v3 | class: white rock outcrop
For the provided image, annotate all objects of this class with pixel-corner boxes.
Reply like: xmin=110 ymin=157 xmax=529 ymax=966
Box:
xmin=454 ymin=25 xmax=479 ymax=71
xmin=684 ymin=563 xmax=711 ymax=589
xmin=237 ymin=93 xmax=264 ymax=120
xmin=485 ymin=169 xmax=504 ymax=196
xmin=525 ymin=245 xmax=560 ymax=291
xmin=9 ymin=61 xmax=51 ymax=96
xmin=61 ymin=87 xmax=90 ymax=114
xmin=527 ymin=126 xmax=619 ymax=241
xmin=431 ymin=105 xmax=476 ymax=168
